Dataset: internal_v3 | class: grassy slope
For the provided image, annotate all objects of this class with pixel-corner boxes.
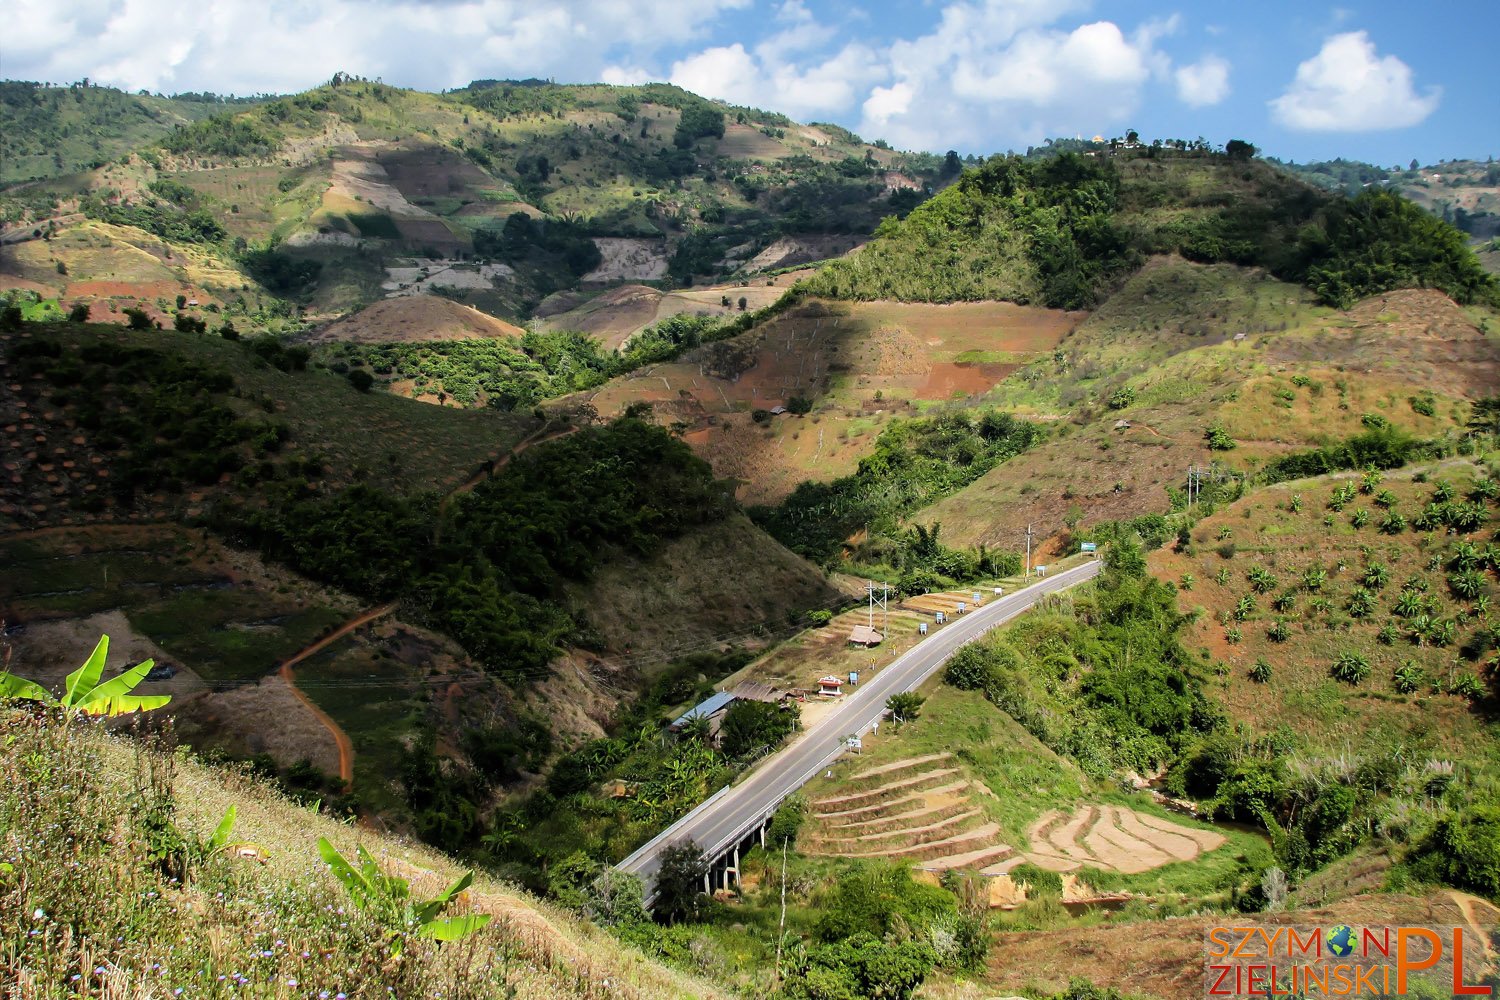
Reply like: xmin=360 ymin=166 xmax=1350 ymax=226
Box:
xmin=1148 ymin=461 xmax=1499 ymax=758
xmin=914 ymin=259 xmax=1500 ymax=552
xmin=0 ymin=710 xmax=727 ymax=999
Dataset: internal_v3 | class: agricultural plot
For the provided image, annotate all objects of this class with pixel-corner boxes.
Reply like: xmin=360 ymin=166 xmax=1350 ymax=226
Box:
xmin=308 ymin=296 xmax=524 ymax=343
xmin=918 ymin=264 xmax=1499 ymax=552
xmin=1149 ymin=461 xmax=1499 ymax=757
xmin=581 ymin=296 xmax=1077 ymax=504
xmin=796 ymin=683 xmax=1257 ymax=904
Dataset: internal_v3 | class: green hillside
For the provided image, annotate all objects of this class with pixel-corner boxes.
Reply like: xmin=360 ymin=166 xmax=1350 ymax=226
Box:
xmin=0 ymin=81 xmax=264 ymax=186
xmin=3 ymin=77 xmax=939 ymax=320
xmin=800 ymin=148 xmax=1500 ymax=311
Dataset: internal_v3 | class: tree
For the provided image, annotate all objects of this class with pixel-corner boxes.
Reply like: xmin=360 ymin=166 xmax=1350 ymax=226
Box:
xmin=886 ymin=691 xmax=924 ymax=721
xmin=1469 ymin=397 xmax=1500 ymax=437
xmin=1225 ymin=139 xmax=1256 ymax=161
xmin=719 ymin=700 xmax=796 ymax=757
xmin=653 ymin=842 xmax=709 ymax=923
xmin=67 ymin=302 xmax=90 ymax=322
xmin=124 ymin=306 xmax=152 ymax=330
xmin=941 ymin=150 xmax=962 ymax=177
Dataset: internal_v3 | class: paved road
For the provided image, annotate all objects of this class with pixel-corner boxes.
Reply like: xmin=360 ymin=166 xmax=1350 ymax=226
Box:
xmin=618 ymin=558 xmax=1103 ymax=892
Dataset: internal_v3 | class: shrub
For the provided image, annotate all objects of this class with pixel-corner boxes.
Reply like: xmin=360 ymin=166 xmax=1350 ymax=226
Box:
xmin=347 ymin=369 xmax=375 ymax=393
xmin=1450 ymin=673 xmax=1485 ymax=699
xmin=1378 ymin=511 xmax=1407 ymax=534
xmin=1410 ymin=394 xmax=1437 ymax=417
xmin=1106 ymin=386 xmax=1136 ymax=410
xmin=1413 ymin=803 xmax=1500 ymax=897
xmin=1249 ymin=659 xmax=1272 ymax=683
xmin=1392 ymin=662 xmax=1426 ymax=694
xmin=1267 ymin=619 xmax=1290 ymax=643
xmin=1204 ymin=425 xmax=1236 ymax=451
xmin=1247 ymin=567 xmax=1278 ymax=593
xmin=1330 ymin=652 xmax=1371 ymax=685
xmin=886 ymin=691 xmax=925 ymax=721
xmin=1009 ymin=863 xmax=1064 ymax=897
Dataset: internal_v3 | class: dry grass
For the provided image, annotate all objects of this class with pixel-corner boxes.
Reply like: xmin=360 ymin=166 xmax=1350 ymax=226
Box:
xmin=0 ymin=710 xmax=730 ymax=1000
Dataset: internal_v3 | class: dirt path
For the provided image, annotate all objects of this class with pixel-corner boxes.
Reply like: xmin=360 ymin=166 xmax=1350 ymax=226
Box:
xmin=433 ymin=424 xmax=578 ymax=543
xmin=1449 ymin=890 xmax=1500 ymax=972
xmin=274 ymin=424 xmax=579 ymax=789
xmin=276 ymin=602 xmax=398 ymax=786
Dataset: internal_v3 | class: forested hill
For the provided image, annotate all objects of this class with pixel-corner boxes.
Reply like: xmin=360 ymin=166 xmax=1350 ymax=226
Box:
xmin=799 ymin=149 xmax=1500 ymax=310
xmin=0 ymin=81 xmax=264 ymax=184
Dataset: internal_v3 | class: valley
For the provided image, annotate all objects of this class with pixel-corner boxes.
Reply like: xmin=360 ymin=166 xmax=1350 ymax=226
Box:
xmin=3 ymin=71 xmax=1500 ymax=1000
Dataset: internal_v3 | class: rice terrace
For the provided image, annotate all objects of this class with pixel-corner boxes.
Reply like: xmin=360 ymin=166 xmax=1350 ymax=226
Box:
xmin=2 ymin=7 xmax=1500 ymax=999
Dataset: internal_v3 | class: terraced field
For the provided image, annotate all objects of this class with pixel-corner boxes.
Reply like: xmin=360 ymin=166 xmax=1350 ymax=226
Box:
xmin=803 ymin=753 xmax=1020 ymax=871
xmin=804 ymin=754 xmax=1226 ymax=877
xmin=1022 ymin=806 xmax=1225 ymax=874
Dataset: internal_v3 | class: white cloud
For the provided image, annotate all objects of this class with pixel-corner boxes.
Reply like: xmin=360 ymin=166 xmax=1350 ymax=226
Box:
xmin=1270 ymin=31 xmax=1440 ymax=132
xmin=856 ymin=0 xmax=1175 ymax=151
xmin=5 ymin=0 xmax=752 ymax=95
xmin=1175 ymin=55 xmax=1230 ymax=107
xmin=668 ymin=39 xmax=882 ymax=119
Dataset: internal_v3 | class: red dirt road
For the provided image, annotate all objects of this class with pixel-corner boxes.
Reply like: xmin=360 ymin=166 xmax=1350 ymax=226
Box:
xmin=276 ymin=602 xmax=398 ymax=786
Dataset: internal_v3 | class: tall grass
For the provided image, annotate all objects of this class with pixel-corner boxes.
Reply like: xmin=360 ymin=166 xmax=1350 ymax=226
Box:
xmin=0 ymin=710 xmax=726 ymax=1000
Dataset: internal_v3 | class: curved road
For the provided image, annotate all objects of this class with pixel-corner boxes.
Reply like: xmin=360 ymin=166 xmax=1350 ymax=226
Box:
xmin=618 ymin=558 xmax=1102 ymax=892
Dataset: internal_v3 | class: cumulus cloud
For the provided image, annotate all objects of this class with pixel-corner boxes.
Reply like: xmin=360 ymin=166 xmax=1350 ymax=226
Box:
xmin=856 ymin=2 xmax=1177 ymax=151
xmin=1175 ymin=55 xmax=1230 ymax=107
xmin=14 ymin=0 xmax=1217 ymax=155
xmin=1270 ymin=31 xmax=1440 ymax=131
xmin=6 ymin=0 xmax=751 ymax=94
xmin=668 ymin=39 xmax=882 ymax=119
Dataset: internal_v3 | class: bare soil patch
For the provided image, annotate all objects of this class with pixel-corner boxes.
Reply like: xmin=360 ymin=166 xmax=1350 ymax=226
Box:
xmin=309 ymin=297 xmax=524 ymax=343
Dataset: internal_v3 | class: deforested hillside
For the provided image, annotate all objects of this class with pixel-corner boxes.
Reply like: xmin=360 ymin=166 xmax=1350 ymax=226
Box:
xmin=1 ymin=316 xmax=842 ymax=839
xmin=2 ymin=77 xmax=938 ymax=324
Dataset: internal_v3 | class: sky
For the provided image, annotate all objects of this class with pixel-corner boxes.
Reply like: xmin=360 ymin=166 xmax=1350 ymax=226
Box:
xmin=8 ymin=0 xmax=1497 ymax=165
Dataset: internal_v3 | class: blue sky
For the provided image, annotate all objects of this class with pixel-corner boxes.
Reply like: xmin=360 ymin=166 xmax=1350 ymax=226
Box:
xmin=10 ymin=0 xmax=1497 ymax=164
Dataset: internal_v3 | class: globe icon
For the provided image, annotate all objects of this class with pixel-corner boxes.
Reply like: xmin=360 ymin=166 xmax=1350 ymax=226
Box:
xmin=1326 ymin=924 xmax=1356 ymax=958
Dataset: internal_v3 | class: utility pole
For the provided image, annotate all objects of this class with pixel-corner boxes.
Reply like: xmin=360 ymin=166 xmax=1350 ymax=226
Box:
xmin=866 ymin=581 xmax=889 ymax=635
xmin=1025 ymin=523 xmax=1033 ymax=579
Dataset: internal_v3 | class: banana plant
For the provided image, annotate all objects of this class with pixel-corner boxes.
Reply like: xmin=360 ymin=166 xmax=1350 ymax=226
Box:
xmin=317 ymin=837 xmax=490 ymax=954
xmin=0 ymin=635 xmax=170 ymax=717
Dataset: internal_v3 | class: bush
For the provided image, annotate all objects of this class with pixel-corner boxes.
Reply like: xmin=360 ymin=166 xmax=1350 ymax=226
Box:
xmin=1330 ymin=652 xmax=1371 ymax=685
xmin=1009 ymin=863 xmax=1064 ymax=897
xmin=1250 ymin=659 xmax=1273 ymax=683
xmin=1204 ymin=424 xmax=1236 ymax=451
xmin=1412 ymin=803 xmax=1500 ymax=897
xmin=347 ymin=369 xmax=375 ymax=393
